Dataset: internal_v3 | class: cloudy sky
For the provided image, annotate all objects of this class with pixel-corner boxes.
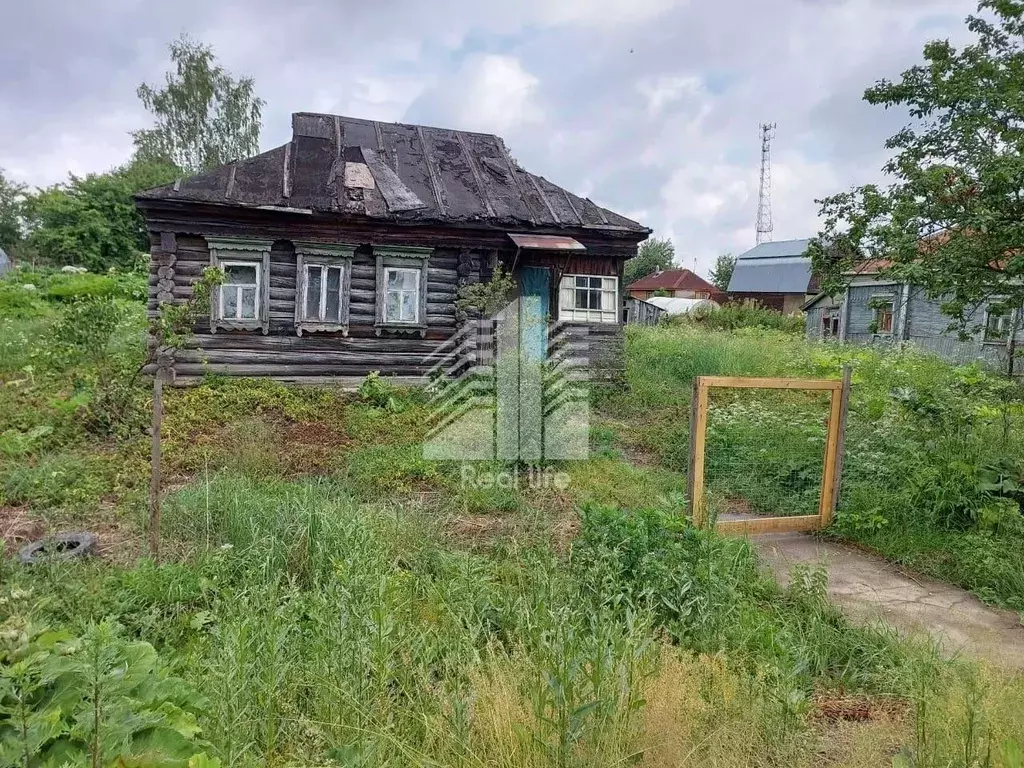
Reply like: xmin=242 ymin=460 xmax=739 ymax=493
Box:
xmin=1 ymin=0 xmax=976 ymax=275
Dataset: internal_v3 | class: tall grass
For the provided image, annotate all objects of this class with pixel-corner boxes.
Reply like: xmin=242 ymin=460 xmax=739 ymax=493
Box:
xmin=7 ymin=473 xmax=975 ymax=765
xmin=620 ymin=324 xmax=1024 ymax=610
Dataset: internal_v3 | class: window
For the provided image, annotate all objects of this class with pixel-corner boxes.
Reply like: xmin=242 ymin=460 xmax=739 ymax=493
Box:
xmin=559 ymin=274 xmax=619 ymax=323
xmin=220 ymin=262 xmax=259 ymax=320
xmin=208 ymin=238 xmax=272 ymax=333
xmin=822 ymin=310 xmax=840 ymax=339
xmin=303 ymin=264 xmax=344 ymax=322
xmin=384 ymin=267 xmax=421 ymax=323
xmin=695 ymin=291 xmax=710 ymax=300
xmin=295 ymin=243 xmax=354 ymax=335
xmin=984 ymin=307 xmax=1014 ymax=343
xmin=874 ymin=301 xmax=894 ymax=334
xmin=374 ymin=246 xmax=432 ymax=332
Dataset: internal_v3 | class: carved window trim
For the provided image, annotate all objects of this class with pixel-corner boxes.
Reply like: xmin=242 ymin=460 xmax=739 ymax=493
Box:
xmin=208 ymin=237 xmax=272 ymax=334
xmin=374 ymin=246 xmax=432 ymax=336
xmin=294 ymin=242 xmax=355 ymax=336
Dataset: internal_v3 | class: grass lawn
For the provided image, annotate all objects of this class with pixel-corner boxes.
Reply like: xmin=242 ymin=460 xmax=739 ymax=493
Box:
xmin=2 ymin=271 xmax=1024 ymax=766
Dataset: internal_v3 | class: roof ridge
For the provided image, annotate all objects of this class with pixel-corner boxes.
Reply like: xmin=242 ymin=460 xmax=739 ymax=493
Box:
xmin=292 ymin=111 xmax=502 ymax=141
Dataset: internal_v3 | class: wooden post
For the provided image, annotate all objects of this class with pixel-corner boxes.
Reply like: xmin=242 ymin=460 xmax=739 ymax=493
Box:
xmin=148 ymin=366 xmax=165 ymax=561
xmin=687 ymin=377 xmax=709 ymax=527
xmin=820 ymin=365 xmax=852 ymax=526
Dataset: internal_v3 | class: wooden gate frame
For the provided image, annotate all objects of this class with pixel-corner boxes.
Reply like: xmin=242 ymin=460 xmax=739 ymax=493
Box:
xmin=687 ymin=369 xmax=851 ymax=535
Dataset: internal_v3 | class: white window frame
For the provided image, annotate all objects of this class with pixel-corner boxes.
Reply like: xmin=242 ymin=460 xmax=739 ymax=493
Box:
xmin=983 ymin=303 xmax=1017 ymax=344
xmin=208 ymin=238 xmax=272 ymax=334
xmin=303 ymin=263 xmax=346 ymax=323
xmin=374 ymin=246 xmax=432 ymax=335
xmin=294 ymin=243 xmax=355 ymax=336
xmin=559 ymin=274 xmax=619 ymax=324
xmin=219 ymin=261 xmax=261 ymax=321
xmin=383 ymin=266 xmax=422 ymax=324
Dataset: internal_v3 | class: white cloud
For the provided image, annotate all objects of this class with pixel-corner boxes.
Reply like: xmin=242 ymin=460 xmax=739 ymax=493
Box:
xmin=538 ymin=0 xmax=684 ymax=27
xmin=451 ymin=55 xmax=543 ymax=133
xmin=637 ymin=74 xmax=704 ymax=116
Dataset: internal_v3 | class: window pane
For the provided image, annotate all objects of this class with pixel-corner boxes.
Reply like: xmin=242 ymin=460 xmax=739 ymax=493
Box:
xmin=222 ymin=286 xmax=238 ymax=319
xmin=386 ymin=290 xmax=402 ymax=322
xmin=388 ymin=269 xmax=417 ymax=291
xmin=306 ymin=265 xmax=322 ymax=320
xmin=326 ymin=267 xmax=341 ymax=322
xmin=240 ymin=287 xmax=257 ymax=319
xmin=575 ymin=289 xmax=588 ymax=309
xmin=401 ymin=291 xmax=417 ymax=321
xmin=225 ymin=264 xmax=257 ymax=286
xmin=575 ymin=276 xmax=588 ymax=288
xmin=589 ymin=277 xmax=602 ymax=289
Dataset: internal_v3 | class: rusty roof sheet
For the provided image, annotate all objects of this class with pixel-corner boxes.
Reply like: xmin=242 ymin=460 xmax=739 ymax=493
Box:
xmin=627 ymin=268 xmax=719 ymax=294
xmin=136 ymin=112 xmax=650 ymax=236
xmin=508 ymin=233 xmax=586 ymax=251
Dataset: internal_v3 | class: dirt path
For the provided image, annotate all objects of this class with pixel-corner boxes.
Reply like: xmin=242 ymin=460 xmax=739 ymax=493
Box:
xmin=751 ymin=531 xmax=1024 ymax=669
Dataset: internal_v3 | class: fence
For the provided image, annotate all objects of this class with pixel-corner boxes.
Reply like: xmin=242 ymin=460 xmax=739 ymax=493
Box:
xmin=687 ymin=371 xmax=851 ymax=535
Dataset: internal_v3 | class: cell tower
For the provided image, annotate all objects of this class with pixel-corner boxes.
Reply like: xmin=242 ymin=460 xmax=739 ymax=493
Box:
xmin=755 ymin=122 xmax=776 ymax=245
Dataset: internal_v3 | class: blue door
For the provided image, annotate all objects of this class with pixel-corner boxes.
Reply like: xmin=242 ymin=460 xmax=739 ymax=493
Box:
xmin=519 ymin=267 xmax=550 ymax=362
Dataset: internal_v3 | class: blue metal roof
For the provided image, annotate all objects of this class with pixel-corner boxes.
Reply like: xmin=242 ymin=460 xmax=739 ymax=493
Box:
xmin=0 ymin=247 xmax=9 ymax=276
xmin=728 ymin=238 xmax=813 ymax=294
xmin=735 ymin=238 xmax=812 ymax=261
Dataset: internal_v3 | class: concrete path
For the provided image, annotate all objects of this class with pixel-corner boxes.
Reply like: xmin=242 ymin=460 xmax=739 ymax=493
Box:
xmin=751 ymin=532 xmax=1024 ymax=669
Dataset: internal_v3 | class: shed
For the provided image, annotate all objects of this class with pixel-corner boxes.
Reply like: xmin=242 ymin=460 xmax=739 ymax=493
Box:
xmin=727 ymin=238 xmax=815 ymax=313
xmin=135 ymin=112 xmax=651 ymax=386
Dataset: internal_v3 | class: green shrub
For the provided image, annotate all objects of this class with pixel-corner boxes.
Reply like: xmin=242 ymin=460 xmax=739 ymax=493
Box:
xmin=680 ymin=303 xmax=806 ymax=334
xmin=0 ymin=619 xmax=214 ymax=766
xmin=0 ymin=282 xmax=47 ymax=319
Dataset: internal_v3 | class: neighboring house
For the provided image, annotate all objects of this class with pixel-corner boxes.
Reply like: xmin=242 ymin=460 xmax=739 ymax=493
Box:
xmin=727 ymin=238 xmax=817 ymax=313
xmin=803 ymin=260 xmax=1023 ymax=375
xmin=135 ymin=112 xmax=650 ymax=384
xmin=0 ymin=246 xmax=10 ymax=276
xmin=626 ymin=268 xmax=723 ymax=302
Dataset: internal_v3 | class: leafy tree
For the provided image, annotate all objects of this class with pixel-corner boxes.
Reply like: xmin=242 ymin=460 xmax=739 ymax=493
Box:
xmin=0 ymin=169 xmax=26 ymax=253
xmin=709 ymin=253 xmax=736 ymax=291
xmin=133 ymin=35 xmax=265 ymax=173
xmin=625 ymin=237 xmax=675 ymax=285
xmin=22 ymin=158 xmax=180 ymax=272
xmin=809 ymin=0 xmax=1024 ymax=330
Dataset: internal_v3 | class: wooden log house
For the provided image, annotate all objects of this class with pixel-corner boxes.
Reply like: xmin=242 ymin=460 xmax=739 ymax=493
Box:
xmin=135 ymin=113 xmax=651 ymax=385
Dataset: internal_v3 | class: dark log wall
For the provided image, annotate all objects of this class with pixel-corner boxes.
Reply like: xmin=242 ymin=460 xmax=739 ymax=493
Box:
xmin=144 ymin=204 xmax=636 ymax=386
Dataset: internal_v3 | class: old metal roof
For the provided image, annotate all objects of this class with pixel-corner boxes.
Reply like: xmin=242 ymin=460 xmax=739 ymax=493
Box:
xmin=137 ymin=113 xmax=650 ymax=236
xmin=728 ymin=238 xmax=814 ymax=294
xmin=508 ymin=233 xmax=586 ymax=251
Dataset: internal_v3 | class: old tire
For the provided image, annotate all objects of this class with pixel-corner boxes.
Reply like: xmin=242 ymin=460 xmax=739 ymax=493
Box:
xmin=18 ymin=533 xmax=97 ymax=565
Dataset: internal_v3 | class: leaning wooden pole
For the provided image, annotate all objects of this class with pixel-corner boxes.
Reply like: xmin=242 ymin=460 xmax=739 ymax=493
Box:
xmin=148 ymin=364 xmax=165 ymax=561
